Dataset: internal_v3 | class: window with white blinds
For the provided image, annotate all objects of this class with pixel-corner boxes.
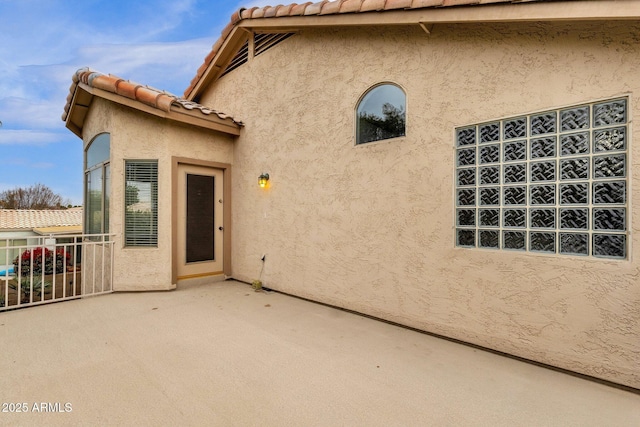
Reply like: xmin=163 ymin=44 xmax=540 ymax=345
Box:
xmin=124 ymin=160 xmax=158 ymax=247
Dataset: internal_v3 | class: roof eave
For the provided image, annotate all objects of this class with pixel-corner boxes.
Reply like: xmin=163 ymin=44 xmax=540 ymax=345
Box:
xmin=64 ymin=85 xmax=93 ymax=139
xmin=186 ymin=26 xmax=249 ymax=102
xmin=185 ymin=0 xmax=640 ymax=101
xmin=239 ymin=1 xmax=640 ymax=29
xmin=33 ymin=225 xmax=83 ymax=236
xmin=66 ymin=82 xmax=241 ymax=138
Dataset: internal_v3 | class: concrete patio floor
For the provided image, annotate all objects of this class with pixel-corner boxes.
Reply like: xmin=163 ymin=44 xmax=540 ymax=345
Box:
xmin=0 ymin=280 xmax=638 ymax=426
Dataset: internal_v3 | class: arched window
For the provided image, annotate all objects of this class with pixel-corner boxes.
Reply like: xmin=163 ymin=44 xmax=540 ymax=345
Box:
xmin=85 ymin=133 xmax=110 ymax=235
xmin=356 ymin=83 xmax=406 ymax=145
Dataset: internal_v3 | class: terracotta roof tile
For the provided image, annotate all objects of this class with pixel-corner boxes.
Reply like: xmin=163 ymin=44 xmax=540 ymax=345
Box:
xmin=340 ymin=0 xmax=363 ymax=13
xmin=62 ymin=68 xmax=242 ymax=125
xmin=276 ymin=4 xmax=297 ymax=16
xmin=290 ymin=2 xmax=313 ymax=15
xmin=234 ymin=0 xmax=533 ymax=19
xmin=264 ymin=6 xmax=281 ymax=18
xmin=156 ymin=93 xmax=175 ymax=112
xmin=134 ymin=85 xmax=162 ymax=108
xmin=305 ymin=1 xmax=329 ymax=15
xmin=89 ymin=74 xmax=121 ymax=93
xmin=241 ymin=7 xmax=258 ymax=19
xmin=361 ymin=0 xmax=385 ymax=12
xmin=230 ymin=8 xmax=244 ymax=24
xmin=184 ymin=0 xmax=543 ymax=98
xmin=385 ymin=0 xmax=414 ymax=9
xmin=115 ymin=80 xmax=139 ymax=100
xmin=0 ymin=209 xmax=82 ymax=230
xmin=320 ymin=0 xmax=343 ymax=14
xmin=410 ymin=0 xmax=446 ymax=6
xmin=252 ymin=7 xmax=267 ymax=18
xmin=443 ymin=0 xmax=481 ymax=5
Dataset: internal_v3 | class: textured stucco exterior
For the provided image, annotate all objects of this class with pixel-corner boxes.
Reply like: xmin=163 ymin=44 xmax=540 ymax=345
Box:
xmin=82 ymin=98 xmax=234 ymax=291
xmin=196 ymin=22 xmax=640 ymax=388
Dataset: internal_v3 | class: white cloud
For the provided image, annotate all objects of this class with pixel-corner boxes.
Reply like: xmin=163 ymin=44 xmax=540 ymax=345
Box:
xmin=0 ymin=36 xmax=215 ymax=137
xmin=30 ymin=162 xmax=56 ymax=169
xmin=0 ymin=130 xmax=66 ymax=146
xmin=0 ymin=97 xmax=67 ymax=130
xmin=0 ymin=0 xmax=236 ymax=204
xmin=0 ymin=0 xmax=212 ymax=94
xmin=239 ymin=1 xmax=274 ymax=8
xmin=73 ymin=38 xmax=214 ymax=95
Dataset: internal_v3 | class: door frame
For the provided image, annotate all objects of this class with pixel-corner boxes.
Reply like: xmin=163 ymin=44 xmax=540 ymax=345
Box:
xmin=171 ymin=157 xmax=232 ymax=284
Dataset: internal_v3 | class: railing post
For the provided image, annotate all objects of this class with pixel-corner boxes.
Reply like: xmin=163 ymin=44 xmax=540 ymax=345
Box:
xmin=100 ymin=236 xmax=105 ymax=293
xmin=92 ymin=238 xmax=96 ymax=295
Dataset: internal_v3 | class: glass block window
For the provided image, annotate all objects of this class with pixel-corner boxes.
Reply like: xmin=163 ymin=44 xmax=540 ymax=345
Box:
xmin=455 ymin=98 xmax=628 ymax=259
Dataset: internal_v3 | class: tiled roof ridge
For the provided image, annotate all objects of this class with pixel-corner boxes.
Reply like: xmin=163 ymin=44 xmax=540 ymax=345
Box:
xmin=0 ymin=209 xmax=83 ymax=230
xmin=63 ymin=68 xmax=243 ymax=125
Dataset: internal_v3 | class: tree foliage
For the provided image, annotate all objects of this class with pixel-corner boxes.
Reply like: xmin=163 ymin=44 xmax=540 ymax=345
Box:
xmin=0 ymin=183 xmax=67 ymax=209
xmin=357 ymin=103 xmax=406 ymax=144
xmin=125 ymin=185 xmax=140 ymax=207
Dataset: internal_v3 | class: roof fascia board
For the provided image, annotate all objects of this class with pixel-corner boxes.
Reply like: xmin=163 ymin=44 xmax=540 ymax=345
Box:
xmin=189 ymin=27 xmax=249 ymax=101
xmin=236 ymin=1 xmax=640 ymax=30
xmin=64 ymin=86 xmax=92 ymax=138
xmin=73 ymin=83 xmax=240 ymax=137
xmin=33 ymin=226 xmax=83 ymax=236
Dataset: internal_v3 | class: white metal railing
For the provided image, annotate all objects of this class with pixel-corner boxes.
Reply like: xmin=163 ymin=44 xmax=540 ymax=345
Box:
xmin=0 ymin=233 xmax=114 ymax=311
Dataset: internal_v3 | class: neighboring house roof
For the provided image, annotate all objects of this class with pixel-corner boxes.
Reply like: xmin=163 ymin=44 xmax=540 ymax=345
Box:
xmin=184 ymin=0 xmax=640 ymax=100
xmin=63 ymin=68 xmax=243 ymax=139
xmin=0 ymin=209 xmax=83 ymax=231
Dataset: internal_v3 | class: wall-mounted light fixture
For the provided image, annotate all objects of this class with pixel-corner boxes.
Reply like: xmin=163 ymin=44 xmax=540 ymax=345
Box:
xmin=258 ymin=173 xmax=270 ymax=188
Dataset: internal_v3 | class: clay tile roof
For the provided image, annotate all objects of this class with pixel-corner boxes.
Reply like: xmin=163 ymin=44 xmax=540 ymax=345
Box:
xmin=184 ymin=0 xmax=543 ymax=99
xmin=62 ymin=68 xmax=243 ymax=126
xmin=340 ymin=0 xmax=364 ymax=13
xmin=264 ymin=6 xmax=281 ymax=18
xmin=228 ymin=0 xmax=535 ymax=19
xmin=361 ymin=0 xmax=387 ymax=11
xmin=252 ymin=7 xmax=267 ymax=18
xmin=385 ymin=0 xmax=414 ymax=9
xmin=0 ymin=209 xmax=83 ymax=230
xmin=290 ymin=3 xmax=313 ymax=15
xmin=276 ymin=4 xmax=296 ymax=16
xmin=320 ymin=0 xmax=342 ymax=14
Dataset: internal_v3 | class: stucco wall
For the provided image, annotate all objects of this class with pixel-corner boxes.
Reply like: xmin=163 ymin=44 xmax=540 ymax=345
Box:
xmin=83 ymin=99 xmax=234 ymax=291
xmin=200 ymin=22 xmax=640 ymax=388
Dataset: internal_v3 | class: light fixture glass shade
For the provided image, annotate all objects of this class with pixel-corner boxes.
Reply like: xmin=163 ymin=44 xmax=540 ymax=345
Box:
xmin=259 ymin=173 xmax=269 ymax=188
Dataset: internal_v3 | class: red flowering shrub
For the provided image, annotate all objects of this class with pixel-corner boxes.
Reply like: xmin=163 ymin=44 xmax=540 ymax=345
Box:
xmin=13 ymin=247 xmax=71 ymax=276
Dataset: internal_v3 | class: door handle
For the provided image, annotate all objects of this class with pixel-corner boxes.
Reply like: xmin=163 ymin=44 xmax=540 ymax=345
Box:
xmin=218 ymin=226 xmax=224 ymax=231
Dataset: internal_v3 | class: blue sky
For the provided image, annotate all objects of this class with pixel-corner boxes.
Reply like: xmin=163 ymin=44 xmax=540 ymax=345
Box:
xmin=0 ymin=0 xmax=271 ymax=205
